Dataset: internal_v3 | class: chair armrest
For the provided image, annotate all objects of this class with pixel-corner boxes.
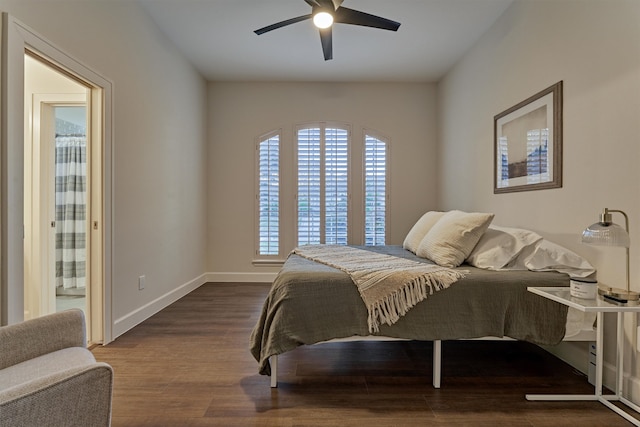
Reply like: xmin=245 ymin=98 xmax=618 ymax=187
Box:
xmin=0 ymin=363 xmax=113 ymax=427
xmin=0 ymin=309 xmax=86 ymax=370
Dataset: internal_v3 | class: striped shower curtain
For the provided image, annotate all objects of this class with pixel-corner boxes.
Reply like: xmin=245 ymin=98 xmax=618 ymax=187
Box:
xmin=55 ymin=136 xmax=87 ymax=290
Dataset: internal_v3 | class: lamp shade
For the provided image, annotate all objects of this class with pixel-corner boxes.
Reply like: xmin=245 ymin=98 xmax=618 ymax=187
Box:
xmin=581 ymin=208 xmax=637 ymax=302
xmin=582 ymin=221 xmax=630 ymax=247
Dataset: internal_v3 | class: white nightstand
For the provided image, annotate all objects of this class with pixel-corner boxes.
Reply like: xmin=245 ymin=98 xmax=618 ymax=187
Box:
xmin=527 ymin=286 xmax=640 ymax=426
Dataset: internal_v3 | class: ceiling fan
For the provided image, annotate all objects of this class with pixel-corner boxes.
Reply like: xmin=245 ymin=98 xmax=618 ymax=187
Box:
xmin=254 ymin=0 xmax=401 ymax=61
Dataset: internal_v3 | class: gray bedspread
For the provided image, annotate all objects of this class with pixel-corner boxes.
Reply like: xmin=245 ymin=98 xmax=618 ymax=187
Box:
xmin=250 ymin=245 xmax=569 ymax=375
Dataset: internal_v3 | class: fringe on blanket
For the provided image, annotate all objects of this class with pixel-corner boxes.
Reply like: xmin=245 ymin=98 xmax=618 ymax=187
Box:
xmin=367 ymin=269 xmax=463 ymax=333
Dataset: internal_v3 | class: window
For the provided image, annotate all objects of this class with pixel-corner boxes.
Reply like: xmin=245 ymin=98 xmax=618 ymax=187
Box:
xmin=297 ymin=125 xmax=349 ymax=246
xmin=255 ymin=124 xmax=389 ymax=261
xmin=256 ymin=132 xmax=280 ymax=256
xmin=364 ymin=134 xmax=387 ymax=245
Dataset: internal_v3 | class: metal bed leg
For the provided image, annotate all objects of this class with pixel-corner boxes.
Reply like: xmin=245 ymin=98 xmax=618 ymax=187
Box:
xmin=270 ymin=355 xmax=278 ymax=388
xmin=433 ymin=340 xmax=441 ymax=388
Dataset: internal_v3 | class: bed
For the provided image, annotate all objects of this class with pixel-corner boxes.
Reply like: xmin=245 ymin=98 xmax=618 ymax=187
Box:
xmin=250 ymin=211 xmax=597 ymax=388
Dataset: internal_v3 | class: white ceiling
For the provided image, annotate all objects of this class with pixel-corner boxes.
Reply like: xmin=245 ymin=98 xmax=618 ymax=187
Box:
xmin=138 ymin=0 xmax=513 ymax=82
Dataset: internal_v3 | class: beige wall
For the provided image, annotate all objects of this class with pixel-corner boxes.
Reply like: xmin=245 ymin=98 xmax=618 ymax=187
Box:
xmin=0 ymin=0 xmax=209 ymax=337
xmin=437 ymin=0 xmax=640 ymax=397
xmin=207 ymin=82 xmax=437 ymax=277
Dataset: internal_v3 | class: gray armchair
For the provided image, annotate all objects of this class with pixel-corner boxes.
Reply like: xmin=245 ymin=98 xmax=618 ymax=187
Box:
xmin=0 ymin=309 xmax=113 ymax=426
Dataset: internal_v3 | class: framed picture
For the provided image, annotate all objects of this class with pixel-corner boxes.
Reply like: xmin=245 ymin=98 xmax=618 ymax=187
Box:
xmin=494 ymin=81 xmax=563 ymax=194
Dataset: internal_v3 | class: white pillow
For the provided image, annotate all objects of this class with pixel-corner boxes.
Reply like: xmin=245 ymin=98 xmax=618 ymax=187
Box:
xmin=402 ymin=211 xmax=445 ymax=254
xmin=416 ymin=210 xmax=494 ymax=267
xmin=466 ymin=225 xmax=543 ymax=270
xmin=511 ymin=239 xmax=596 ymax=278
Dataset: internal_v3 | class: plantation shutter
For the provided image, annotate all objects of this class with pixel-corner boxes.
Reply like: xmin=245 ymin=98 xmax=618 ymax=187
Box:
xmin=325 ymin=128 xmax=349 ymax=245
xmin=297 ymin=128 xmax=322 ymax=245
xmin=297 ymin=125 xmax=349 ymax=246
xmin=257 ymin=134 xmax=280 ymax=255
xmin=364 ymin=135 xmax=387 ymax=246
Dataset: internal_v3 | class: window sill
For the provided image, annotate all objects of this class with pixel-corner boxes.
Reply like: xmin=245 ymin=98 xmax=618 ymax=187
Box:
xmin=252 ymin=259 xmax=285 ymax=267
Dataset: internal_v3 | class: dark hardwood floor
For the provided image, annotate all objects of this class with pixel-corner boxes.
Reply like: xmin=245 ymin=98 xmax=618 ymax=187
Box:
xmin=92 ymin=283 xmax=637 ymax=426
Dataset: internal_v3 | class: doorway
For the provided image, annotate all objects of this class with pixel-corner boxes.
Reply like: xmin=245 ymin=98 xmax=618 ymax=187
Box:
xmin=1 ymin=14 xmax=113 ymax=342
xmin=24 ymin=52 xmax=103 ymax=344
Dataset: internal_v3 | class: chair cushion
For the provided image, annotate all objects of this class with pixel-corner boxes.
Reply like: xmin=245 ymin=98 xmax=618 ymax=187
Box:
xmin=0 ymin=347 xmax=96 ymax=390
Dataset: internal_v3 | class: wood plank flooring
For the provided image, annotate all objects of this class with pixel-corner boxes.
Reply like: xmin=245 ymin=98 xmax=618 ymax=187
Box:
xmin=92 ymin=283 xmax=637 ymax=426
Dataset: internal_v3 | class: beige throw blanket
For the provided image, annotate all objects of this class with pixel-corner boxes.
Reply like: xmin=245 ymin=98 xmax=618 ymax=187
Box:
xmin=292 ymin=245 xmax=466 ymax=333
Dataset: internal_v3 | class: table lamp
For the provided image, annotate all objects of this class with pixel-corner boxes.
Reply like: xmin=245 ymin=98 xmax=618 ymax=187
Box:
xmin=582 ymin=208 xmax=639 ymax=302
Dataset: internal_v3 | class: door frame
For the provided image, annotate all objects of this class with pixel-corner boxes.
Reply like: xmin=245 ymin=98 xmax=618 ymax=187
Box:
xmin=0 ymin=14 xmax=114 ymax=343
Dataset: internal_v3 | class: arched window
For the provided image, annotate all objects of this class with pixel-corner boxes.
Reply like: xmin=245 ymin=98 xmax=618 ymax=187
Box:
xmin=254 ymin=124 xmax=389 ymax=261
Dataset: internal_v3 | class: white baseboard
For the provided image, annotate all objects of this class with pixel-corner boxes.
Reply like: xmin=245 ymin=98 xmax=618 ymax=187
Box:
xmin=112 ymin=273 xmax=208 ymax=339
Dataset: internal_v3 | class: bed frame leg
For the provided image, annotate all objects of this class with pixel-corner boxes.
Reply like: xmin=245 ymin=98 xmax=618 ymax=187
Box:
xmin=270 ymin=344 xmax=440 ymax=389
xmin=270 ymin=355 xmax=278 ymax=388
xmin=433 ymin=340 xmax=441 ymax=389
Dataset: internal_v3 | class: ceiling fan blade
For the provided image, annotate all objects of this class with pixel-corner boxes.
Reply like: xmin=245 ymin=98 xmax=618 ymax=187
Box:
xmin=254 ymin=14 xmax=312 ymax=35
xmin=304 ymin=0 xmax=322 ymax=7
xmin=334 ymin=7 xmax=400 ymax=31
xmin=319 ymin=27 xmax=333 ymax=61
xmin=306 ymin=0 xmax=339 ymax=9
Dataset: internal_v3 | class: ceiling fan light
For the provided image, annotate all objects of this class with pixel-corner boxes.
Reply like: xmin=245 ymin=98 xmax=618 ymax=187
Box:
xmin=313 ymin=11 xmax=333 ymax=29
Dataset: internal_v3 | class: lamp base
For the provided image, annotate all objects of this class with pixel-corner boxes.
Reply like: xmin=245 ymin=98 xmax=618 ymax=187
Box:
xmin=598 ymin=285 xmax=640 ymax=302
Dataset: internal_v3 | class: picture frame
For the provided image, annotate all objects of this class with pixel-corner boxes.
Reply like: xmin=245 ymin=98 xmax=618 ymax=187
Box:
xmin=494 ymin=81 xmax=563 ymax=194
